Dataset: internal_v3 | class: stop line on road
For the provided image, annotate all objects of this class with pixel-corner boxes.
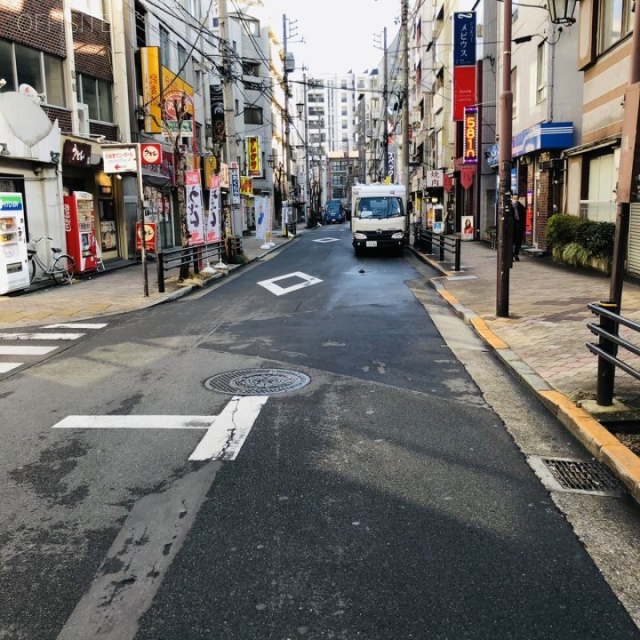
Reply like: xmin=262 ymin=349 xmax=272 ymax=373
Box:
xmin=52 ymin=395 xmax=269 ymax=461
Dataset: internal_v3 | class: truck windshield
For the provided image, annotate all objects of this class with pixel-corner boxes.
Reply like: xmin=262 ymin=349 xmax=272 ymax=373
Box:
xmin=356 ymin=197 xmax=404 ymax=219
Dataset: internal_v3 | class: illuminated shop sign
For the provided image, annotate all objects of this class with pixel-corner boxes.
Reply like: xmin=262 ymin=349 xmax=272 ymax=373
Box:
xmin=463 ymin=106 xmax=478 ymax=164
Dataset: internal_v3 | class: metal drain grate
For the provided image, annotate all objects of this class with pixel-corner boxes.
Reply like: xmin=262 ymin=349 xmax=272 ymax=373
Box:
xmin=204 ymin=369 xmax=310 ymax=395
xmin=528 ymin=456 xmax=625 ymax=496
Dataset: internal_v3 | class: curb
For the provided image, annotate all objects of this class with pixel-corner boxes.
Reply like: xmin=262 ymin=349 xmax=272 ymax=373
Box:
xmin=409 ymin=246 xmax=640 ymax=504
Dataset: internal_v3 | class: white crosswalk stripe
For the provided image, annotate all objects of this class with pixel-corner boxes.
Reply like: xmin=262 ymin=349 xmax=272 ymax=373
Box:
xmin=0 ymin=332 xmax=86 ymax=341
xmin=0 ymin=345 xmax=58 ymax=355
xmin=0 ymin=362 xmax=23 ymax=373
xmin=0 ymin=323 xmax=109 ymax=377
xmin=44 ymin=323 xmax=108 ymax=329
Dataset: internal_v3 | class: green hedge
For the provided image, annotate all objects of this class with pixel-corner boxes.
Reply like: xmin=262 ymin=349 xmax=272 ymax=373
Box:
xmin=546 ymin=214 xmax=615 ymax=261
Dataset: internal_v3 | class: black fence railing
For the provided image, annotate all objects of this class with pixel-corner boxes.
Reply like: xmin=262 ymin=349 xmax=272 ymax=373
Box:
xmin=587 ymin=300 xmax=640 ymax=406
xmin=156 ymin=236 xmax=243 ymax=293
xmin=413 ymin=225 xmax=461 ymax=271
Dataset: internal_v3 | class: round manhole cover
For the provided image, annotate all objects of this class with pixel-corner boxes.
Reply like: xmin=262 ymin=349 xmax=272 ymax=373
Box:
xmin=204 ymin=369 xmax=310 ymax=395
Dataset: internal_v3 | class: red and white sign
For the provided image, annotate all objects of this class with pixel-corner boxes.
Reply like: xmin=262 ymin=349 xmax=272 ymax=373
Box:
xmin=136 ymin=222 xmax=157 ymax=253
xmin=103 ymin=145 xmax=138 ymax=173
xmin=141 ymin=143 xmax=162 ymax=165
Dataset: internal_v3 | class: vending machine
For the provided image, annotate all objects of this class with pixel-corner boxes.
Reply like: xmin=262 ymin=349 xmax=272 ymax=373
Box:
xmin=64 ymin=191 xmax=98 ymax=273
xmin=0 ymin=192 xmax=30 ymax=294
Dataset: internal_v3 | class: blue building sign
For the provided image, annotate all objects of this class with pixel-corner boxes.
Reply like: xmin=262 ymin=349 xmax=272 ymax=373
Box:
xmin=453 ymin=13 xmax=476 ymax=67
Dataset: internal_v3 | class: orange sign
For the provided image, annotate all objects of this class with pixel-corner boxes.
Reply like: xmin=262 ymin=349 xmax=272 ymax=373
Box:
xmin=136 ymin=222 xmax=157 ymax=252
xmin=246 ymin=136 xmax=261 ymax=176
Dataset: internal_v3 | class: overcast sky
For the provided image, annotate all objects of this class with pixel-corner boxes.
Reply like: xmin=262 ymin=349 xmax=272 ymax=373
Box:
xmin=248 ymin=0 xmax=401 ymax=76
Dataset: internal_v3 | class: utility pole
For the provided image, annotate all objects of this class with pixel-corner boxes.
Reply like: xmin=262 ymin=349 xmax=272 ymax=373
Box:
xmin=302 ymin=71 xmax=310 ymax=224
xmin=496 ymin=0 xmax=514 ymax=317
xmin=219 ymin=0 xmax=240 ymax=238
xmin=282 ymin=14 xmax=292 ymax=230
xmin=400 ymin=0 xmax=409 ymax=192
xmin=610 ymin=5 xmax=640 ymax=310
xmin=383 ymin=26 xmax=389 ymax=180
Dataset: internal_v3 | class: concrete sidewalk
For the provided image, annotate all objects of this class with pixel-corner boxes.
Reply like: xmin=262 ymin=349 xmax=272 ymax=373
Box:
xmin=410 ymin=239 xmax=640 ymax=502
xmin=1 ymin=228 xmax=639 ymax=501
xmin=0 ymin=231 xmax=295 ymax=329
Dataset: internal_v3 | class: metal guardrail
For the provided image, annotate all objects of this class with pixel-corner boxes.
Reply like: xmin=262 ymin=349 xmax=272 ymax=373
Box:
xmin=156 ymin=237 xmax=243 ymax=293
xmin=587 ymin=300 xmax=640 ymax=405
xmin=413 ymin=225 xmax=461 ymax=271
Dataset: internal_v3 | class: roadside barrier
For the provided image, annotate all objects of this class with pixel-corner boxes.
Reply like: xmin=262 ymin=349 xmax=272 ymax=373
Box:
xmin=156 ymin=236 xmax=243 ymax=293
xmin=587 ymin=300 xmax=640 ymax=405
xmin=413 ymin=224 xmax=461 ymax=271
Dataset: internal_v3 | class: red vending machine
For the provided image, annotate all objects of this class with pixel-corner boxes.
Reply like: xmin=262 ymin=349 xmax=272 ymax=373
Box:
xmin=64 ymin=191 xmax=98 ymax=273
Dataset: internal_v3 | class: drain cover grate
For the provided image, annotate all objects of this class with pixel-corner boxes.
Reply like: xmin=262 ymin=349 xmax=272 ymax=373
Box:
xmin=529 ymin=456 xmax=625 ymax=495
xmin=204 ymin=369 xmax=310 ymax=395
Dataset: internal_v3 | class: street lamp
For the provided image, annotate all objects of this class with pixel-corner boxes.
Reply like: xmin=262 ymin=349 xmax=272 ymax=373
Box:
xmin=496 ymin=0 xmax=580 ymax=317
xmin=547 ymin=0 xmax=579 ymax=25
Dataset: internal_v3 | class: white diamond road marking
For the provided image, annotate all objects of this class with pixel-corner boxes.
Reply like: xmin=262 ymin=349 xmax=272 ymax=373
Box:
xmin=0 ymin=332 xmax=85 ymax=341
xmin=0 ymin=345 xmax=58 ymax=356
xmin=313 ymin=238 xmax=341 ymax=243
xmin=44 ymin=322 xmax=108 ymax=329
xmin=51 ymin=396 xmax=269 ymax=462
xmin=0 ymin=362 xmax=22 ymax=373
xmin=258 ymin=271 xmax=323 ymax=296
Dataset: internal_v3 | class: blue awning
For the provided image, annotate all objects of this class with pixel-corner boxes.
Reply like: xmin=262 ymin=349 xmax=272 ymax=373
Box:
xmin=512 ymin=122 xmax=573 ymax=158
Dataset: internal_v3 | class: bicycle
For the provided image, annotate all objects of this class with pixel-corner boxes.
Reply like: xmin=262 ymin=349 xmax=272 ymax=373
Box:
xmin=28 ymin=237 xmax=75 ymax=285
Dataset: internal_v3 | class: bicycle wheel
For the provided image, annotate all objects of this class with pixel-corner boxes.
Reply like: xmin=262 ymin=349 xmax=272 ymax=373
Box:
xmin=29 ymin=257 xmax=36 ymax=283
xmin=52 ymin=255 xmax=75 ymax=285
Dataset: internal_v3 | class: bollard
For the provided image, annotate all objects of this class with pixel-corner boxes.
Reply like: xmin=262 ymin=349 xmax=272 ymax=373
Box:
xmin=157 ymin=251 xmax=165 ymax=293
xmin=596 ymin=300 xmax=619 ymax=406
xmin=439 ymin=234 xmax=445 ymax=261
xmin=454 ymin=237 xmax=461 ymax=271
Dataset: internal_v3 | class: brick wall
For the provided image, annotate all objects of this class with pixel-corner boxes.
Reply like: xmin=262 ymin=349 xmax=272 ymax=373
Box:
xmin=89 ymin=122 xmax=118 ymax=141
xmin=72 ymin=11 xmax=112 ymax=82
xmin=42 ymin=105 xmax=72 ymax=133
xmin=0 ymin=0 xmax=65 ymax=57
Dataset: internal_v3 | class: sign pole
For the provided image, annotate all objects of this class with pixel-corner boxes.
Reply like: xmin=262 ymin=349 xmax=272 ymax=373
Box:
xmin=136 ymin=144 xmax=149 ymax=297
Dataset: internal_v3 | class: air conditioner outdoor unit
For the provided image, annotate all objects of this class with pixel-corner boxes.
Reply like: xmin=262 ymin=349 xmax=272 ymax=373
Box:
xmin=77 ymin=103 xmax=90 ymax=135
xmin=540 ymin=158 xmax=564 ymax=171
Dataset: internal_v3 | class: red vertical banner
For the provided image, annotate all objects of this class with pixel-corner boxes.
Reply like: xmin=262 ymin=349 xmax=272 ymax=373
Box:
xmin=453 ymin=66 xmax=476 ymax=121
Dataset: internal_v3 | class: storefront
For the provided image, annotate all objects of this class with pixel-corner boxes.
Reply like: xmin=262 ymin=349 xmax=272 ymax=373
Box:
xmin=0 ymin=91 xmax=63 ymax=252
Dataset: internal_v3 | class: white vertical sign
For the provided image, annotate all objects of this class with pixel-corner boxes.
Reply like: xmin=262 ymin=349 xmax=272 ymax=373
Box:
xmin=207 ymin=175 xmax=221 ymax=242
xmin=255 ymin=196 xmax=268 ymax=241
xmin=186 ymin=170 xmax=205 ymax=245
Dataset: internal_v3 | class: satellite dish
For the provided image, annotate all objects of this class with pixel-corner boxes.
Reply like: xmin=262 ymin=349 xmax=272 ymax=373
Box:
xmin=19 ymin=83 xmax=41 ymax=104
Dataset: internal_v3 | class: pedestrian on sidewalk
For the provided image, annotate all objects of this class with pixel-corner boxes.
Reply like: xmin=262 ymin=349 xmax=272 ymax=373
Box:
xmin=512 ymin=195 xmax=525 ymax=261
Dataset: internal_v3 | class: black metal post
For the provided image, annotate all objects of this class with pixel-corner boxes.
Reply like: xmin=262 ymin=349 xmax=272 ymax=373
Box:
xmin=157 ymin=251 xmax=165 ymax=293
xmin=439 ymin=235 xmax=445 ymax=261
xmin=454 ymin=237 xmax=461 ymax=272
xmin=596 ymin=300 xmax=619 ymax=406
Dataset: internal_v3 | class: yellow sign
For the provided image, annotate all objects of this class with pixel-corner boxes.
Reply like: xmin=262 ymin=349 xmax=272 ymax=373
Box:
xmin=204 ymin=156 xmax=218 ymax=186
xmin=161 ymin=67 xmax=194 ymax=121
xmin=240 ymin=176 xmax=253 ymax=196
xmin=140 ymin=47 xmax=162 ymax=133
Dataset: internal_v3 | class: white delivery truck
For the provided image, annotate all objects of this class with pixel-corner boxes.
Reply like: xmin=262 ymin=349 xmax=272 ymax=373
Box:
xmin=351 ymin=183 xmax=408 ymax=256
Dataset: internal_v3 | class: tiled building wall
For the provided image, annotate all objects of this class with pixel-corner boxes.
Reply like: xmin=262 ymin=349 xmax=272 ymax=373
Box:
xmin=0 ymin=0 xmax=66 ymax=57
xmin=71 ymin=11 xmax=113 ymax=82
